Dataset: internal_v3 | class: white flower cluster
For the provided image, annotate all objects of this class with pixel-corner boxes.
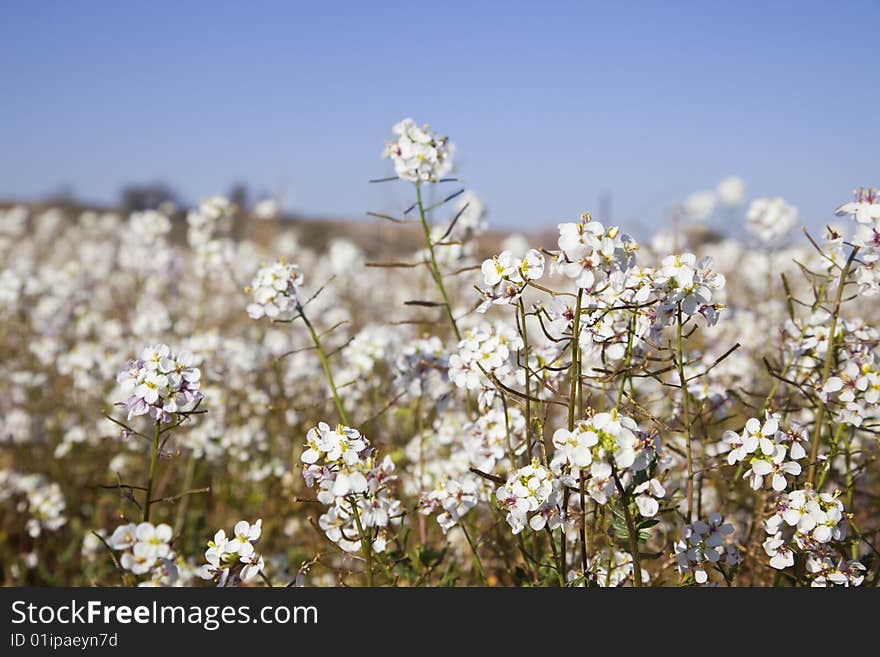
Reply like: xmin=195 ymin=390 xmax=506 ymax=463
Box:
xmin=394 ymin=335 xmax=448 ymax=400
xmin=382 ymin=118 xmax=454 ymax=183
xmin=466 ymin=407 xmax=527 ymax=474
xmin=495 ymin=460 xmax=563 ymax=534
xmin=674 ymin=513 xmax=739 ymax=584
xmin=554 ymin=214 xmax=638 ymax=290
xmin=841 ymin=188 xmax=880 ymax=289
xmin=129 ymin=210 xmax=172 ymax=244
xmin=683 ymin=190 xmax=717 ymax=223
xmin=187 ymin=196 xmax=236 ymax=276
xmin=116 ymin=344 xmax=202 ymax=422
xmin=805 ymin=548 xmax=866 ymax=587
xmin=253 ymin=198 xmax=281 ymax=220
xmin=581 ymin=548 xmax=650 ymax=587
xmin=835 ymin=186 xmax=880 ymax=225
xmin=723 ymin=415 xmax=804 ymax=491
xmin=551 ymin=411 xmax=655 ymax=505
xmin=762 ymin=489 xmax=859 ymax=584
xmin=0 ymin=471 xmax=67 ymax=538
xmin=419 ymin=477 xmax=479 ymax=534
xmin=450 ymin=191 xmax=487 ymax=241
xmin=198 ymin=519 xmax=265 ymax=586
xmin=822 ymin=356 xmax=880 ymax=427
xmin=108 ymin=522 xmax=179 ymax=586
xmin=448 ymin=321 xmax=523 ymax=393
xmin=652 ymin=253 xmax=726 ymax=325
xmin=746 ymin=196 xmax=797 ymax=243
xmin=187 ymin=196 xmax=235 ymax=246
xmin=477 ymin=248 xmax=545 ymax=311
xmin=717 ymin=176 xmax=747 ymax=206
xmin=302 ymin=422 xmax=402 ymax=553
xmin=246 ymin=259 xmax=304 ymax=320
xmin=338 ymin=324 xmax=396 ymax=402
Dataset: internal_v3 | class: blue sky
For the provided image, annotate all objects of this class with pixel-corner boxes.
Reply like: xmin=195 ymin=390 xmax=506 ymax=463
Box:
xmin=1 ymin=1 xmax=878 ymax=233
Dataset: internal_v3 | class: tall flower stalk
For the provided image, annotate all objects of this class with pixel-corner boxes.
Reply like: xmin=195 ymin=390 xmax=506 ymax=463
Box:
xmin=416 ymin=183 xmax=462 ymax=341
xmin=807 ymin=246 xmax=859 ymax=485
xmin=298 ymin=301 xmax=350 ymax=426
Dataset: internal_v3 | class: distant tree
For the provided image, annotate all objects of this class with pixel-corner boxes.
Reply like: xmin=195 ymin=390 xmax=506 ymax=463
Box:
xmin=45 ymin=183 xmax=77 ymax=205
xmin=228 ymin=182 xmax=250 ymax=214
xmin=119 ymin=182 xmax=179 ymax=214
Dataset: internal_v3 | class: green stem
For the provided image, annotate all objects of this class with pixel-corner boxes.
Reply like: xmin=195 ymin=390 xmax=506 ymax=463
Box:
xmin=676 ymin=304 xmax=695 ymax=523
xmin=564 ymin=289 xmax=584 ymax=582
xmin=143 ymin=419 xmax=161 ymax=522
xmin=460 ymin=523 xmax=488 ymax=586
xmin=807 ymin=246 xmax=858 ymax=486
xmin=298 ymin=302 xmax=350 ymax=426
xmin=612 ymin=468 xmax=642 ymax=587
xmin=173 ymin=453 xmax=197 ymax=536
xmin=578 ymin=472 xmax=589 ymax=575
xmin=349 ymin=497 xmax=374 ymax=587
xmin=415 ymin=183 xmax=461 ymax=341
xmin=615 ymin=315 xmax=635 ymax=411
xmin=568 ymin=290 xmax=583 ymax=431
xmin=519 ymin=299 xmax=533 ymax=460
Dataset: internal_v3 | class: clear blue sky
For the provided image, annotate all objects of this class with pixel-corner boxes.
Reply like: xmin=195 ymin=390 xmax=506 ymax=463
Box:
xmin=1 ymin=1 xmax=878 ymax=232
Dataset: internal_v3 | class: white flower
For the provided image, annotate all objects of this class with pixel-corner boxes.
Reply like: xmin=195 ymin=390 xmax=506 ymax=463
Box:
xmin=717 ymin=176 xmax=746 ymax=206
xmin=130 ymin=210 xmax=171 ymax=243
xmin=674 ymin=513 xmax=738 ymax=584
xmin=302 ymin=424 xmax=402 ymax=554
xmin=419 ymin=477 xmax=479 ymax=533
xmin=240 ymin=553 xmax=265 ymax=582
xmin=134 ymin=522 xmax=172 ymax=559
xmin=108 ymin=523 xmax=138 ymax=550
xmin=199 ymin=519 xmax=265 ymax=586
xmin=633 ymin=479 xmax=665 ymax=518
xmin=120 ymin=543 xmax=155 ymax=576
xmin=496 ymin=460 xmax=560 ymax=534
xmin=763 ymin=490 xmax=851 ymax=576
xmin=476 ymin=249 xmax=544 ymax=310
xmin=653 ymin=253 xmax=725 ymax=320
xmin=381 ymin=118 xmax=454 ymax=183
xmin=448 ymin=322 xmax=521 ymax=391
xmin=555 ymin=214 xmax=637 ymax=290
xmin=246 ymin=260 xmax=304 ymax=320
xmin=227 ymin=519 xmax=262 ymax=557
xmin=519 ymin=249 xmax=545 ymax=281
xmin=481 ymin=251 xmax=518 ymax=286
xmin=552 ymin=425 xmax=598 ymax=469
xmin=550 ymin=411 xmax=654 ymax=507
xmin=835 ymin=187 xmax=880 ymax=225
xmin=763 ymin=533 xmax=795 ymax=570
xmin=116 ymin=344 xmax=202 ymax=423
xmin=746 ymin=197 xmax=797 ymax=242
xmin=683 ymin=190 xmax=717 ymax=223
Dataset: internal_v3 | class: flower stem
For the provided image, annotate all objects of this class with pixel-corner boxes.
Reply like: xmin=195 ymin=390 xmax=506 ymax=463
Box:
xmin=578 ymin=472 xmax=589 ymax=575
xmin=143 ymin=418 xmax=161 ymax=522
xmin=615 ymin=315 xmax=635 ymax=411
xmin=676 ymin=304 xmax=695 ymax=523
xmin=518 ymin=299 xmax=533 ymax=460
xmin=568 ymin=290 xmax=583 ymax=431
xmin=612 ymin=468 xmax=642 ymax=587
xmin=565 ymin=289 xmax=584 ymax=581
xmin=298 ymin=302 xmax=350 ymax=426
xmin=416 ymin=183 xmax=461 ymax=341
xmin=460 ymin=523 xmax=488 ymax=586
xmin=349 ymin=497 xmax=374 ymax=587
xmin=807 ymin=246 xmax=859 ymax=485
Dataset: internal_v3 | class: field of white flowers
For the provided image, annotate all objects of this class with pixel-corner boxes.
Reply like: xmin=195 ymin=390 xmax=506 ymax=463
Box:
xmin=1 ymin=119 xmax=878 ymax=587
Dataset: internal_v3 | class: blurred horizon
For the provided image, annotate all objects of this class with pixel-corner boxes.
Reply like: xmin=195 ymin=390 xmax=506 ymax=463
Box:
xmin=2 ymin=1 xmax=878 ymax=233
